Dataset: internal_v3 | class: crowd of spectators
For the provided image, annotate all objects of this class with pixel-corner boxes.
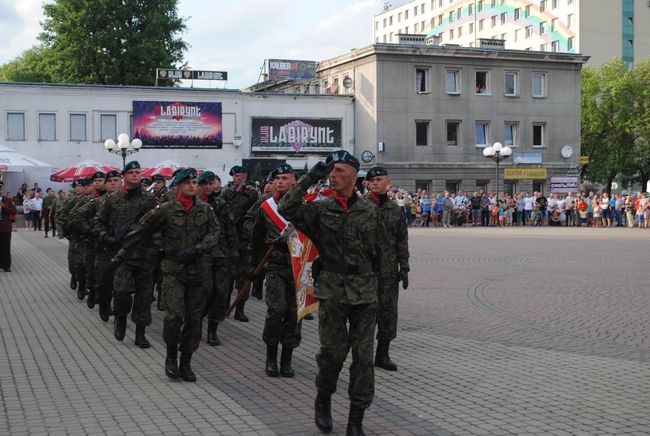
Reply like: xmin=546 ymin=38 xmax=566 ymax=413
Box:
xmin=4 ymin=182 xmax=67 ymax=235
xmin=389 ymin=189 xmax=650 ymax=229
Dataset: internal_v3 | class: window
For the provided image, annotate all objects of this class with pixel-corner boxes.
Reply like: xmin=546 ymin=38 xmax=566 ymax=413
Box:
xmin=540 ymin=21 xmax=546 ymax=34
xmin=405 ymin=26 xmax=409 ymax=33
xmin=383 ymin=18 xmax=387 ymax=28
xmin=540 ymin=43 xmax=547 ymax=52
xmin=551 ymin=40 xmax=560 ymax=52
xmin=70 ymin=114 xmax=86 ymax=141
xmin=532 ymin=123 xmax=545 ymax=147
xmin=504 ymin=122 xmax=518 ymax=146
xmin=525 ymin=26 xmax=532 ymax=38
xmin=39 ymin=113 xmax=56 ymax=141
xmin=415 ymin=23 xmax=420 ymax=33
xmin=415 ymin=67 xmax=430 ymax=93
xmin=421 ymin=3 xmax=425 ymax=14
xmin=525 ymin=5 xmax=530 ymax=17
xmin=458 ymin=26 xmax=463 ymax=37
xmin=568 ymin=37 xmax=575 ymax=51
xmin=552 ymin=0 xmax=557 ymax=8
xmin=405 ymin=10 xmax=409 ymax=19
xmin=514 ymin=8 xmax=520 ymax=20
xmin=567 ymin=14 xmax=573 ymax=29
xmin=390 ymin=32 xmax=394 ymax=42
xmin=446 ymin=121 xmax=460 ymax=145
xmin=7 ymin=112 xmax=25 ymax=141
xmin=375 ymin=21 xmax=379 ymax=31
xmin=431 ymin=17 xmax=435 ymax=28
xmin=449 ymin=28 xmax=454 ymax=39
xmin=457 ymin=7 xmax=462 ymax=19
xmin=479 ymin=19 xmax=485 ymax=31
xmin=532 ymin=73 xmax=546 ymax=97
xmin=475 ymin=122 xmax=489 ymax=146
xmin=398 ymin=12 xmax=402 ymax=23
xmin=389 ymin=16 xmax=393 ymax=26
xmin=491 ymin=0 xmax=496 ymax=6
xmin=551 ymin=18 xmax=558 ymax=32
xmin=414 ymin=6 xmax=418 ymax=16
xmin=500 ymin=12 xmax=506 ymax=24
xmin=383 ymin=34 xmax=387 ymax=42
xmin=445 ymin=181 xmax=459 ymax=195
xmin=100 ymin=114 xmax=117 ymax=141
xmin=469 ymin=22 xmax=474 ymax=33
xmin=416 ymin=121 xmax=430 ymax=146
xmin=533 ymin=181 xmax=544 ymax=195
xmin=514 ymin=29 xmax=520 ymax=41
xmin=468 ymin=3 xmax=474 ymax=15
xmin=438 ymin=14 xmax=443 ymax=25
xmin=540 ymin=0 xmax=546 ymax=12
xmin=475 ymin=71 xmax=489 ymax=94
xmin=421 ymin=20 xmax=425 ymax=30
xmin=504 ymin=72 xmax=518 ymax=96
xmin=449 ymin=11 xmax=454 ymax=22
xmin=446 ymin=69 xmax=460 ymax=94
xmin=491 ymin=15 xmax=496 ymax=27
xmin=478 ymin=0 xmax=483 ymax=12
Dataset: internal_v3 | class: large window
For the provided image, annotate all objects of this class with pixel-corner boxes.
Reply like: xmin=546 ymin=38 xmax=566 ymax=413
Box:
xmin=532 ymin=123 xmax=545 ymax=147
xmin=446 ymin=121 xmax=460 ymax=146
xmin=416 ymin=121 xmax=430 ymax=146
xmin=446 ymin=69 xmax=461 ymax=94
xmin=7 ymin=112 xmax=25 ymax=141
xmin=475 ymin=71 xmax=489 ymax=94
xmin=39 ymin=113 xmax=56 ymax=141
xmin=475 ymin=121 xmax=489 ymax=147
xmin=504 ymin=122 xmax=518 ymax=146
xmin=416 ymin=67 xmax=430 ymax=93
xmin=70 ymin=114 xmax=87 ymax=141
xmin=100 ymin=114 xmax=117 ymax=141
xmin=505 ymin=72 xmax=518 ymax=96
xmin=532 ymin=73 xmax=546 ymax=97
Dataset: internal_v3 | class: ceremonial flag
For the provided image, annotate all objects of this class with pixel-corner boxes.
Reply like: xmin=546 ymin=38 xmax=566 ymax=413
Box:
xmin=261 ymin=197 xmax=319 ymax=320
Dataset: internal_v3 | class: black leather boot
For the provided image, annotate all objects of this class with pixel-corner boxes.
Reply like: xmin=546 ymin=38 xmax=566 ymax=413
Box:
xmin=280 ymin=347 xmax=295 ymax=378
xmin=76 ymin=281 xmax=86 ymax=300
xmin=314 ymin=392 xmax=333 ymax=433
xmin=86 ymin=288 xmax=96 ymax=309
xmin=114 ymin=316 xmax=127 ymax=341
xmin=98 ymin=301 xmax=110 ymax=322
xmin=374 ymin=339 xmax=397 ymax=371
xmin=179 ymin=353 xmax=196 ymax=382
xmin=134 ymin=325 xmax=151 ymax=349
xmin=265 ymin=344 xmax=279 ymax=377
xmin=234 ymin=301 xmax=249 ymax=322
xmin=251 ymin=277 xmax=263 ymax=300
xmin=207 ymin=320 xmax=220 ymax=346
xmin=69 ymin=274 xmax=77 ymax=290
xmin=156 ymin=287 xmax=164 ymax=311
xmin=165 ymin=345 xmax=179 ymax=379
xmin=346 ymin=405 xmax=366 ymax=436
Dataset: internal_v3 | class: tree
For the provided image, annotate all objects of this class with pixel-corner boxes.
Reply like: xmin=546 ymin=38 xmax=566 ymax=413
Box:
xmin=632 ymin=59 xmax=650 ymax=192
xmin=38 ymin=0 xmax=187 ymax=86
xmin=0 ymin=46 xmax=55 ymax=83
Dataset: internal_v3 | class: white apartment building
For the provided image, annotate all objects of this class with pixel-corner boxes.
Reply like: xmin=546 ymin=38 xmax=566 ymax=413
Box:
xmin=374 ymin=0 xmax=650 ymax=67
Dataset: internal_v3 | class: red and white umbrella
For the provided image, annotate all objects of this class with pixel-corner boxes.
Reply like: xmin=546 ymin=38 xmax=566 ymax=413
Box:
xmin=141 ymin=159 xmax=202 ymax=180
xmin=49 ymin=160 xmax=120 ymax=182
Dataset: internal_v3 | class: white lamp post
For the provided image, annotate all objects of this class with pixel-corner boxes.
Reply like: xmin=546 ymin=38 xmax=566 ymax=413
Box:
xmin=104 ymin=134 xmax=143 ymax=167
xmin=482 ymin=142 xmax=512 ymax=196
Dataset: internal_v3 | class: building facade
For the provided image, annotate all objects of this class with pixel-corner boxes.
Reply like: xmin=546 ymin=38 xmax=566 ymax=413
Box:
xmin=374 ymin=0 xmax=650 ymax=67
xmin=317 ymin=41 xmax=588 ymax=193
xmin=0 ymin=83 xmax=353 ymax=193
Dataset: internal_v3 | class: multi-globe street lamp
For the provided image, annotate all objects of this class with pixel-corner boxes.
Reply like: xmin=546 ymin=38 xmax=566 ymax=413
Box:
xmin=104 ymin=133 xmax=142 ymax=167
xmin=482 ymin=141 xmax=512 ymax=196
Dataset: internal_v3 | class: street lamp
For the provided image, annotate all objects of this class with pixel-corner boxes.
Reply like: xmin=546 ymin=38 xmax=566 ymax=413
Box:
xmin=482 ymin=141 xmax=512 ymax=197
xmin=104 ymin=133 xmax=143 ymax=167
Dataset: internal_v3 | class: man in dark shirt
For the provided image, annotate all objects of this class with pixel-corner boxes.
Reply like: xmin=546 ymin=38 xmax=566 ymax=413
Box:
xmin=470 ymin=192 xmax=482 ymax=226
xmin=536 ymin=192 xmax=548 ymax=226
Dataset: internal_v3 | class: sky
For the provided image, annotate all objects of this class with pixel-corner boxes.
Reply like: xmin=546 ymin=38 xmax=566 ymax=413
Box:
xmin=0 ymin=0 xmax=387 ymax=89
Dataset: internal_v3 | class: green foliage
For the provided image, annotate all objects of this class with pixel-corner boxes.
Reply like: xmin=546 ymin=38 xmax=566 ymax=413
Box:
xmin=0 ymin=46 xmax=55 ymax=83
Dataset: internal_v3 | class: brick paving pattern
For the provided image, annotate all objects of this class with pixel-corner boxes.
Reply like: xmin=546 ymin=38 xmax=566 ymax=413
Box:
xmin=0 ymin=227 xmax=649 ymax=435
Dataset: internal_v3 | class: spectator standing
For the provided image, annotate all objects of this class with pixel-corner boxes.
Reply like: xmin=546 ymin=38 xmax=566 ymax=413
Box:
xmin=524 ymin=193 xmax=534 ymax=225
xmin=432 ymin=194 xmax=442 ymax=227
xmin=535 ymin=192 xmax=548 ymax=226
xmin=565 ymin=193 xmax=575 ymax=227
xmin=625 ymin=195 xmax=636 ymax=228
xmin=592 ymin=195 xmax=602 ymax=227
xmin=470 ymin=192 xmax=482 ymax=226
xmin=420 ymin=194 xmax=432 ymax=227
xmin=480 ymin=193 xmax=490 ymax=227
xmin=640 ymin=193 xmax=649 ymax=229
xmin=442 ymin=192 xmax=454 ymax=228
xmin=23 ymin=192 xmax=34 ymax=230
xmin=16 ymin=183 xmax=27 ymax=205
xmin=32 ymin=191 xmax=43 ymax=231
xmin=0 ymin=181 xmax=17 ymax=271
xmin=600 ymin=194 xmax=611 ymax=228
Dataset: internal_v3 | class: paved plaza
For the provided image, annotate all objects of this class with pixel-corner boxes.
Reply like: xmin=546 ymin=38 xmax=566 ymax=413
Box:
xmin=1 ymin=227 xmax=649 ymax=435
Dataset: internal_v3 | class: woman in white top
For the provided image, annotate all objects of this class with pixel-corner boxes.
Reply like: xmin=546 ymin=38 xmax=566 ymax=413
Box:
xmin=600 ymin=194 xmax=611 ymax=228
xmin=22 ymin=192 xmax=34 ymax=230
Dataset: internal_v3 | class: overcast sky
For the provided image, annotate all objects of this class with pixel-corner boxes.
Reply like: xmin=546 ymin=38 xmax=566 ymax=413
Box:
xmin=0 ymin=0 xmax=388 ymax=89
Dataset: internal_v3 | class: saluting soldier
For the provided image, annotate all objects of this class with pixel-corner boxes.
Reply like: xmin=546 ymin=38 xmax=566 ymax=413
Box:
xmin=222 ymin=165 xmax=259 ymax=322
xmin=116 ymin=169 xmax=218 ymax=381
xmin=365 ymin=166 xmax=410 ymax=372
xmin=57 ymin=181 xmax=84 ymax=291
xmin=278 ymin=150 xmax=386 ymax=436
xmin=95 ymin=161 xmax=156 ymax=348
xmin=247 ymin=163 xmax=301 ymax=378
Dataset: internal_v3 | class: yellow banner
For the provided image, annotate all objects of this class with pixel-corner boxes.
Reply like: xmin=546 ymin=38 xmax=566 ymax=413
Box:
xmin=580 ymin=155 xmax=589 ymax=164
xmin=504 ymin=168 xmax=547 ymax=180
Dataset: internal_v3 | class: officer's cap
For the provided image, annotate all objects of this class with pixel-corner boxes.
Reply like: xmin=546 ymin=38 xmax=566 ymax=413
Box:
xmin=174 ymin=168 xmax=198 ymax=185
xmin=140 ymin=177 xmax=152 ymax=186
xmin=92 ymin=171 xmax=106 ymax=181
xmin=365 ymin=166 xmax=388 ymax=180
xmin=272 ymin=163 xmax=294 ymax=179
xmin=106 ymin=170 xmax=121 ymax=179
xmin=197 ymin=170 xmax=216 ymax=185
xmin=122 ymin=160 xmax=141 ymax=174
xmin=326 ymin=150 xmax=360 ymax=171
xmin=152 ymin=174 xmax=166 ymax=183
xmin=229 ymin=165 xmax=248 ymax=176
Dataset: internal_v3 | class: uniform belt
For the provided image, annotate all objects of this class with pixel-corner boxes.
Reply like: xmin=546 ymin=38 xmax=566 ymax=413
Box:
xmin=320 ymin=261 xmax=372 ymax=274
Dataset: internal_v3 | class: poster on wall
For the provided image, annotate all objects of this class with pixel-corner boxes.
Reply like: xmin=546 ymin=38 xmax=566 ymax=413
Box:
xmin=268 ymin=59 xmax=317 ymax=81
xmin=550 ymin=177 xmax=579 ymax=194
xmin=251 ymin=118 xmax=342 ymax=153
xmin=132 ymin=101 xmax=222 ymax=148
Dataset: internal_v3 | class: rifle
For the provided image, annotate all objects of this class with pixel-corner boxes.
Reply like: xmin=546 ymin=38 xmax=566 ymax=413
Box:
xmin=113 ymin=183 xmax=168 ymax=241
xmin=226 ymin=245 xmax=274 ymax=316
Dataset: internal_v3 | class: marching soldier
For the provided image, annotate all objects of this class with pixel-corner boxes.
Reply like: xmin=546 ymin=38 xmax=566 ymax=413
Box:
xmin=69 ymin=177 xmax=95 ymax=300
xmin=365 ymin=166 xmax=410 ymax=372
xmin=95 ymin=161 xmax=156 ymax=348
xmin=151 ymin=173 xmax=167 ymax=310
xmin=57 ymin=181 xmax=84 ymax=291
xmin=197 ymin=170 xmax=238 ymax=346
xmin=116 ymin=168 xmax=218 ymax=381
xmin=140 ymin=177 xmax=152 ymax=191
xmin=247 ymin=163 xmax=301 ymax=378
xmin=278 ymin=150 xmax=386 ymax=436
xmin=222 ymin=165 xmax=258 ymax=322
xmin=152 ymin=174 xmax=167 ymax=199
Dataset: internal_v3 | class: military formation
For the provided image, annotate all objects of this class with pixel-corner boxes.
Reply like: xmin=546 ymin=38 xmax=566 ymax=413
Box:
xmin=56 ymin=150 xmax=409 ymax=436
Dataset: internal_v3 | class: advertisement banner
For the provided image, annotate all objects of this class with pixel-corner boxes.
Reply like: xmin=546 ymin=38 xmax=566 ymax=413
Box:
xmin=550 ymin=177 xmax=579 ymax=194
xmin=251 ymin=118 xmax=342 ymax=153
xmin=132 ymin=101 xmax=222 ymax=148
xmin=268 ymin=59 xmax=317 ymax=81
xmin=504 ymin=168 xmax=547 ymax=180
xmin=513 ymin=152 xmax=543 ymax=165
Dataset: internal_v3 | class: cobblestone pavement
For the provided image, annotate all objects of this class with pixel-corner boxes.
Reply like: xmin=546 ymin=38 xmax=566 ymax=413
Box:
xmin=1 ymin=227 xmax=649 ymax=435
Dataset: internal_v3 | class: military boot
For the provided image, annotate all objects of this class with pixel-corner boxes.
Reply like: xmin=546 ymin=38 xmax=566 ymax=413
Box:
xmin=165 ymin=345 xmax=179 ymax=379
xmin=207 ymin=321 xmax=220 ymax=346
xmin=69 ymin=274 xmax=77 ymax=290
xmin=98 ymin=302 xmax=110 ymax=322
xmin=234 ymin=301 xmax=249 ymax=322
xmin=314 ymin=392 xmax=333 ymax=433
xmin=156 ymin=287 xmax=164 ymax=311
xmin=76 ymin=281 xmax=86 ymax=300
xmin=114 ymin=316 xmax=127 ymax=341
xmin=280 ymin=347 xmax=295 ymax=378
xmin=346 ymin=405 xmax=366 ymax=436
xmin=265 ymin=344 xmax=279 ymax=377
xmin=179 ymin=353 xmax=196 ymax=382
xmin=134 ymin=325 xmax=151 ymax=349
xmin=251 ymin=277 xmax=263 ymax=300
xmin=86 ymin=289 xmax=96 ymax=309
xmin=374 ymin=339 xmax=397 ymax=371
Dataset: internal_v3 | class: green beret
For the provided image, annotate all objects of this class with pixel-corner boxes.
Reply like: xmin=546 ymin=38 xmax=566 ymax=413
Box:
xmin=92 ymin=171 xmax=106 ymax=180
xmin=122 ymin=160 xmax=141 ymax=174
xmin=106 ymin=170 xmax=121 ymax=179
xmin=174 ymin=168 xmax=198 ymax=185
xmin=326 ymin=150 xmax=360 ymax=171
xmin=197 ymin=170 xmax=216 ymax=185
xmin=140 ymin=177 xmax=152 ymax=186
xmin=229 ymin=165 xmax=248 ymax=176
xmin=152 ymin=174 xmax=166 ymax=182
xmin=272 ymin=163 xmax=294 ymax=178
xmin=78 ymin=177 xmax=93 ymax=186
xmin=214 ymin=174 xmax=221 ymax=182
xmin=294 ymin=170 xmax=307 ymax=179
xmin=71 ymin=181 xmax=78 ymax=188
xmin=365 ymin=166 xmax=388 ymax=180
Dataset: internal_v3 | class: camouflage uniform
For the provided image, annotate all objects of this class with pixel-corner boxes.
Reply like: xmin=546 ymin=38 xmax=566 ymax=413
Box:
xmin=240 ymin=192 xmax=272 ymax=300
xmin=94 ymin=187 xmax=156 ymax=328
xmin=278 ymin=174 xmax=386 ymax=410
xmin=56 ymin=193 xmax=81 ymax=284
xmin=119 ymin=195 xmax=219 ymax=354
xmin=69 ymin=192 xmax=103 ymax=300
